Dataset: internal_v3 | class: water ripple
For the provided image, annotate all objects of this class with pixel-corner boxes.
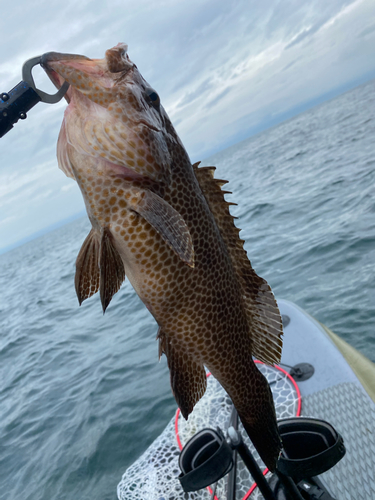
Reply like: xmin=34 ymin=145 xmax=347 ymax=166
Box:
xmin=0 ymin=79 xmax=374 ymax=500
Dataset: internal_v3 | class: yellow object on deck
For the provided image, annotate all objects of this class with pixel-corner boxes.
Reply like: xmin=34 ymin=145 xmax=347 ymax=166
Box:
xmin=321 ymin=323 xmax=375 ymax=403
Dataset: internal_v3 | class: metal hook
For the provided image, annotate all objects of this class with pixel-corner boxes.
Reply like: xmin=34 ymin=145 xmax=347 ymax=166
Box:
xmin=22 ymin=56 xmax=69 ymax=104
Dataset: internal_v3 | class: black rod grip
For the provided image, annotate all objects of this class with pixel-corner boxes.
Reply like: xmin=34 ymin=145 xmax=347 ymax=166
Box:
xmin=0 ymin=81 xmax=41 ymax=138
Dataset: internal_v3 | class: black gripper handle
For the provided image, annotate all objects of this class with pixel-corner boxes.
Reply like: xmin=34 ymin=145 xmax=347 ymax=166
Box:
xmin=0 ymin=81 xmax=41 ymax=138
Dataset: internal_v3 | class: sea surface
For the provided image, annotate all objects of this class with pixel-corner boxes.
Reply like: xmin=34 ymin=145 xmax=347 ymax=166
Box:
xmin=0 ymin=79 xmax=374 ymax=500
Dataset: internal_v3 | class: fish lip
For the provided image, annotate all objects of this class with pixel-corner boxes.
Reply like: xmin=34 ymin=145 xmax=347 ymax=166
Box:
xmin=41 ymin=51 xmax=90 ymax=65
xmin=41 ymin=52 xmax=91 ymax=103
xmin=43 ymin=67 xmax=71 ymax=103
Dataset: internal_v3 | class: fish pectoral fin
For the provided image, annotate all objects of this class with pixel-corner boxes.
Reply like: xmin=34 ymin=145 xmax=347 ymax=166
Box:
xmin=158 ymin=331 xmax=206 ymax=418
xmin=99 ymin=227 xmax=126 ymax=313
xmin=75 ymin=228 xmax=101 ymax=305
xmin=130 ymin=189 xmax=194 ymax=268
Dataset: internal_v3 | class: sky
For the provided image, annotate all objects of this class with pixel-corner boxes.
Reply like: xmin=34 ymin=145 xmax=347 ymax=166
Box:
xmin=1 ymin=0 xmax=375 ymax=252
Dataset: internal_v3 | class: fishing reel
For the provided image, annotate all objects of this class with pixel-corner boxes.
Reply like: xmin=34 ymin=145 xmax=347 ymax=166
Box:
xmin=0 ymin=56 xmax=69 ymax=138
xmin=178 ymin=417 xmax=345 ymax=500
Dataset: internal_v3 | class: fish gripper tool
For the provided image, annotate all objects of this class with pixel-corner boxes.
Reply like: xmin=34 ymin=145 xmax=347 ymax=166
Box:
xmin=0 ymin=55 xmax=69 ymax=138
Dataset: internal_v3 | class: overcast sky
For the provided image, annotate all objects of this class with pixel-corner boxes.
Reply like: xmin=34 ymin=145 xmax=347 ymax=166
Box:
xmin=1 ymin=0 xmax=375 ymax=252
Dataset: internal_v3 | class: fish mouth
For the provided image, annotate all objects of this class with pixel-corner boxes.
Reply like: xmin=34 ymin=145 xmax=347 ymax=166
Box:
xmin=41 ymin=51 xmax=112 ymax=104
xmin=42 ymin=67 xmax=71 ymax=103
xmin=41 ymin=52 xmax=90 ymax=103
xmin=41 ymin=49 xmax=163 ymax=134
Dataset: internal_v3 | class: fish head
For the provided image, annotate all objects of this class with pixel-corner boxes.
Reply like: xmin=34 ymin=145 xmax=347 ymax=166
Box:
xmin=42 ymin=43 xmax=172 ymax=185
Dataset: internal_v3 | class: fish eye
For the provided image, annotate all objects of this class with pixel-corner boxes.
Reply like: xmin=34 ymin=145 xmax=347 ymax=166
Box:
xmin=145 ymin=87 xmax=160 ymax=108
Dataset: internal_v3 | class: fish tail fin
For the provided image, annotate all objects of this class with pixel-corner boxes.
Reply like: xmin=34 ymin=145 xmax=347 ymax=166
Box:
xmin=236 ymin=367 xmax=282 ymax=471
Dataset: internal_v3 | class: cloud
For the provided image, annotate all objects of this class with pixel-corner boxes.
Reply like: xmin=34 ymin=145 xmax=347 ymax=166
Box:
xmin=285 ymin=25 xmax=323 ymax=49
xmin=166 ymin=0 xmax=375 ymax=159
xmin=358 ymin=23 xmax=375 ymax=39
xmin=203 ymin=86 xmax=233 ymax=111
xmin=61 ymin=183 xmax=75 ymax=192
xmin=0 ymin=215 xmax=17 ymax=228
xmin=178 ymin=79 xmax=214 ymax=108
xmin=0 ymin=0 xmax=374 ymax=250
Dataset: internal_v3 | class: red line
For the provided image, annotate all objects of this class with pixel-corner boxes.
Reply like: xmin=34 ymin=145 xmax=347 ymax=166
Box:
xmin=243 ymin=467 xmax=269 ymax=499
xmin=174 ymin=407 xmax=182 ymax=450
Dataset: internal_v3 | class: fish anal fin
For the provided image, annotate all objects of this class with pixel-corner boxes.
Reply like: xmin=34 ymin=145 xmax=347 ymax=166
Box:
xmin=75 ymin=228 xmax=100 ymax=305
xmin=158 ymin=330 xmax=207 ymax=419
xmin=194 ymin=164 xmax=283 ymax=364
xmin=99 ymin=227 xmax=126 ymax=313
xmin=130 ymin=188 xmax=194 ymax=268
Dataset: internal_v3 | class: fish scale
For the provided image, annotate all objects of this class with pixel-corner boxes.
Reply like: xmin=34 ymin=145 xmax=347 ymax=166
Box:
xmin=42 ymin=42 xmax=283 ymax=471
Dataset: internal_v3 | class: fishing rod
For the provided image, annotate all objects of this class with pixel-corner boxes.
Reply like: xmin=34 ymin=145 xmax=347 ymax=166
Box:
xmin=0 ymin=56 xmax=69 ymax=138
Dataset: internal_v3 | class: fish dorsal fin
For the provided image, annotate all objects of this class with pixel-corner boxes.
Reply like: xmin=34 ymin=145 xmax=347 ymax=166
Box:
xmin=75 ymin=227 xmax=125 ymax=313
xmin=99 ymin=227 xmax=126 ymax=313
xmin=193 ymin=162 xmax=283 ymax=364
xmin=157 ymin=328 xmax=207 ymax=418
xmin=75 ymin=228 xmax=101 ymax=305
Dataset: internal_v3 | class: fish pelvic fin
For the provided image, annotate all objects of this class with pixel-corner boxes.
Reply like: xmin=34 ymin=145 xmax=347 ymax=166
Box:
xmin=75 ymin=228 xmax=101 ymax=305
xmin=235 ymin=365 xmax=282 ymax=472
xmin=193 ymin=162 xmax=283 ymax=364
xmin=75 ymin=227 xmax=125 ymax=312
xmin=158 ymin=329 xmax=207 ymax=418
xmin=99 ymin=227 xmax=126 ymax=313
xmin=57 ymin=118 xmax=75 ymax=179
xmin=130 ymin=188 xmax=194 ymax=268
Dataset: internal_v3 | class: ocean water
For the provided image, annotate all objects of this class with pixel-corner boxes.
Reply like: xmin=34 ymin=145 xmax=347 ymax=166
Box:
xmin=0 ymin=78 xmax=374 ymax=500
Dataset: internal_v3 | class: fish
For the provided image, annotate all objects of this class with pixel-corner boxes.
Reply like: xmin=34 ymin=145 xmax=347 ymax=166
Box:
xmin=41 ymin=43 xmax=284 ymax=471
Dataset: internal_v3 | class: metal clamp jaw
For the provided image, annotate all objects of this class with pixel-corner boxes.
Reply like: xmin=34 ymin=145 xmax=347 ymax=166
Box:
xmin=0 ymin=56 xmax=69 ymax=138
xmin=22 ymin=56 xmax=69 ymax=104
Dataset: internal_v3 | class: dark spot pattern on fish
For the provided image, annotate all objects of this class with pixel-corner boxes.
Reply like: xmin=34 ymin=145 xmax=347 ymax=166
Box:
xmin=43 ymin=43 xmax=283 ymax=471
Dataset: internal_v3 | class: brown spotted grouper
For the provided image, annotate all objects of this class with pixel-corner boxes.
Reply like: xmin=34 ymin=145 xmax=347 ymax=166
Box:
xmin=42 ymin=43 xmax=283 ymax=470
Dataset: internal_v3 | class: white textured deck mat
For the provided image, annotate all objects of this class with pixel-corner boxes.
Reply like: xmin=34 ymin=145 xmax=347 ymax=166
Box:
xmin=302 ymin=382 xmax=375 ymax=500
xmin=117 ymin=365 xmax=299 ymax=500
xmin=117 ymin=373 xmax=375 ymax=499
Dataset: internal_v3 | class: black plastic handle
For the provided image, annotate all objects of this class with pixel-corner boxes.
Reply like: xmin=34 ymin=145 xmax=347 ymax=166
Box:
xmin=0 ymin=55 xmax=69 ymax=138
xmin=0 ymin=82 xmax=41 ymax=138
